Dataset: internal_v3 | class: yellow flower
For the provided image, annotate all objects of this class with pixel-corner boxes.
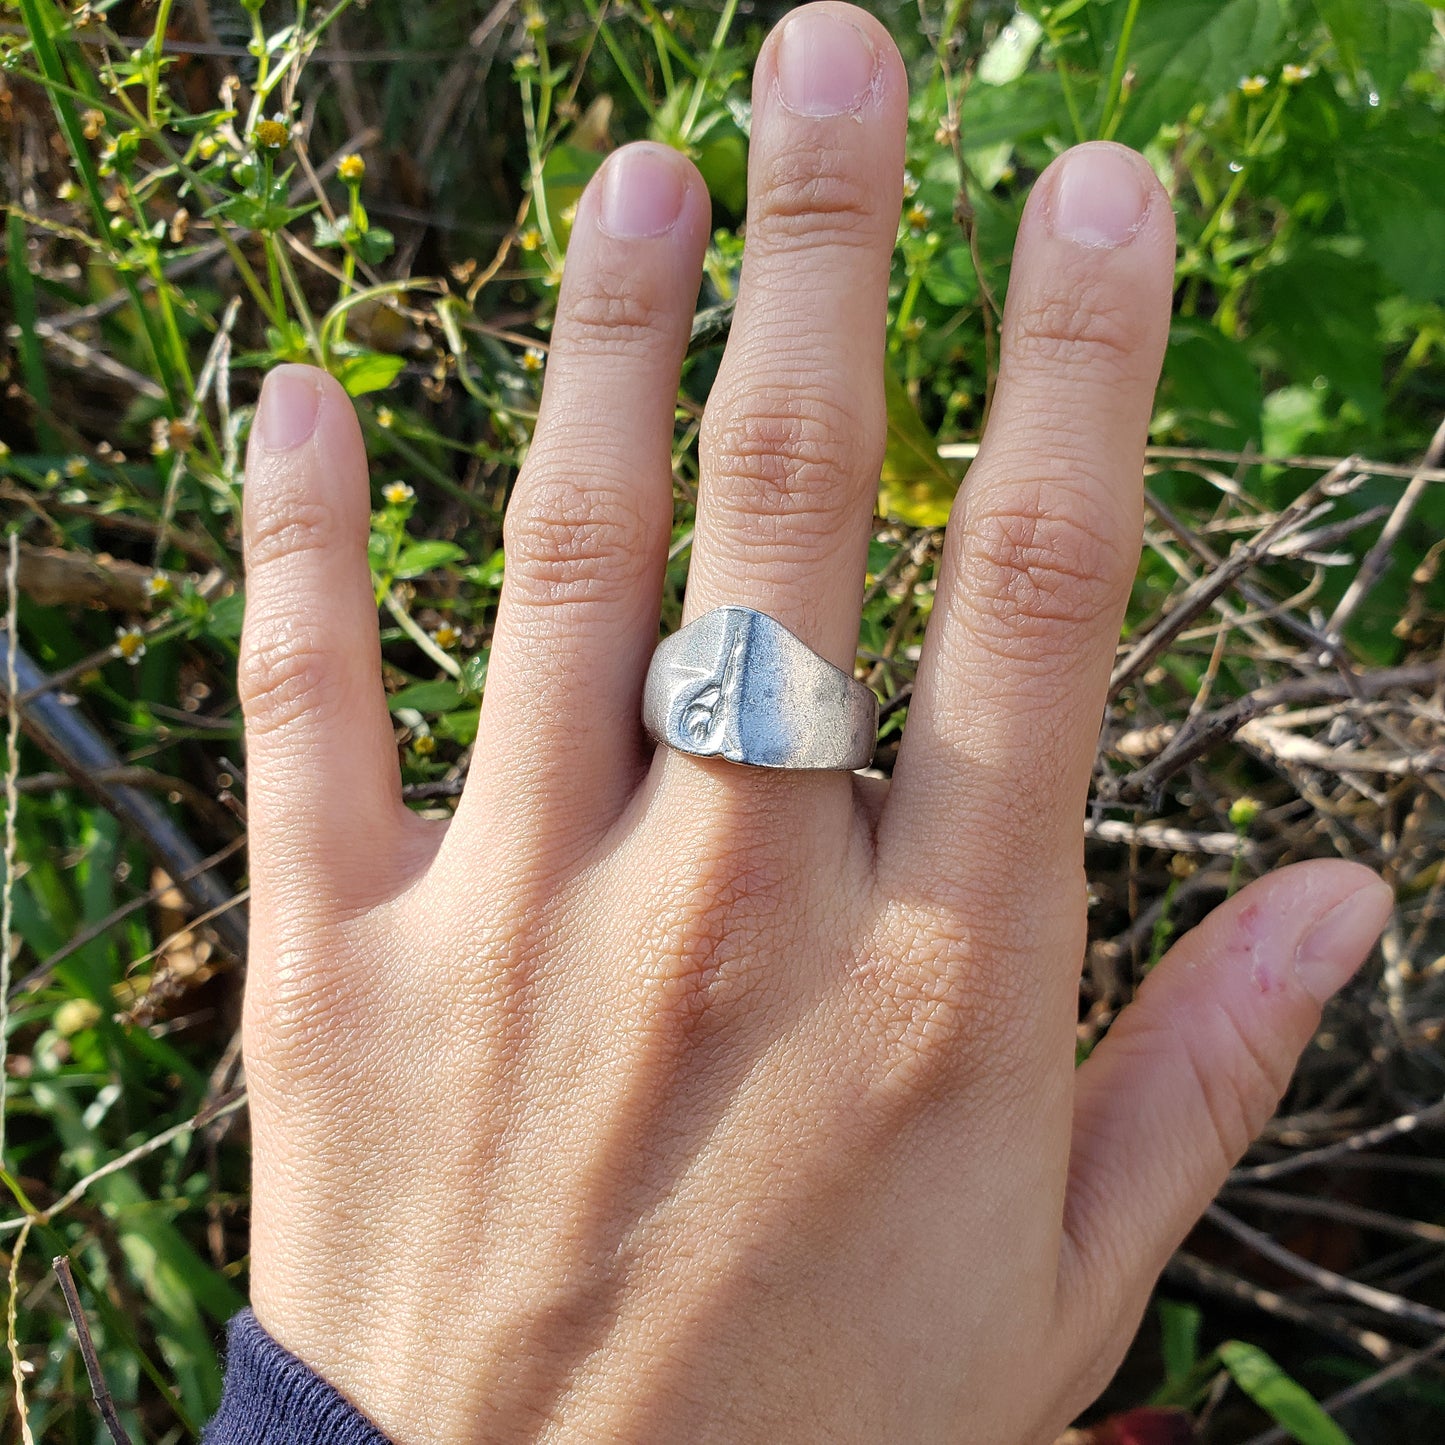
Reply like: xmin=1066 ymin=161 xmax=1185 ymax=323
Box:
xmin=338 ymin=153 xmax=366 ymax=183
xmin=253 ymin=117 xmax=290 ymax=151
xmin=1238 ymin=74 xmax=1269 ymax=98
xmin=1229 ymin=796 xmax=1262 ymax=829
xmin=1281 ymin=63 xmax=1312 ymax=86
xmin=55 ymin=998 xmax=103 ymax=1036
xmin=902 ymin=169 xmax=920 ymax=199
xmin=519 ymin=227 xmax=543 ymax=252
xmin=521 ymin=346 xmax=546 ymax=374
xmin=432 ymin=621 xmax=461 ymax=649
xmin=114 ymin=625 xmax=147 ymax=664
xmin=383 ymin=480 xmax=414 ymax=506
xmin=900 ymin=317 xmax=926 ymax=343
xmin=906 ymin=202 xmax=933 ymax=233
xmin=412 ymin=732 xmax=437 ymax=757
xmin=82 ymin=108 xmax=105 ymax=140
xmin=144 ymin=572 xmax=173 ymax=600
xmin=197 ymin=135 xmax=220 ymax=161
xmin=376 ymin=407 xmax=395 ymax=429
xmin=65 ymin=456 xmax=88 ymax=477
xmin=523 ymin=8 xmax=546 ymax=34
xmin=559 ymin=202 xmax=577 ymax=226
xmin=57 ymin=180 xmax=80 ymax=202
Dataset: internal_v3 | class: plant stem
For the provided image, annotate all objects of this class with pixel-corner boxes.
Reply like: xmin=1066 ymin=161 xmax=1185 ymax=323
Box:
xmin=1099 ymin=0 xmax=1142 ymax=140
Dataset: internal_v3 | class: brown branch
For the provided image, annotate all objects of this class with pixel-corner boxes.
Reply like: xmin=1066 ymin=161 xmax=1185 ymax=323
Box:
xmin=1325 ymin=415 xmax=1445 ymax=644
xmin=1230 ymin=1097 xmax=1445 ymax=1185
xmin=1164 ymin=1252 xmax=1401 ymax=1364
xmin=1106 ymin=662 xmax=1445 ymax=804
xmin=1110 ymin=460 xmax=1358 ymax=697
xmin=52 ymin=1257 xmax=135 ymax=1445
xmin=1205 ymin=1204 xmax=1445 ymax=1334
xmin=1222 ymin=1184 xmax=1445 ymax=1246
xmin=0 ymin=545 xmax=191 ymax=613
xmin=935 ymin=441 xmax=1445 ymax=482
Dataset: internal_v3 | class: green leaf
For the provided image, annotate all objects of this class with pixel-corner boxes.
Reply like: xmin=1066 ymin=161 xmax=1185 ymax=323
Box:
xmin=1158 ymin=1299 xmax=1203 ymax=1385
xmin=537 ymin=142 xmax=605 ymax=249
xmin=1250 ymin=243 xmax=1383 ymax=422
xmin=394 ymin=539 xmax=466 ymax=577
xmin=1219 ymin=1340 xmax=1354 ymax=1445
xmin=206 ymin=590 xmax=246 ymax=639
xmin=921 ymin=244 xmax=981 ymax=308
xmin=1313 ymin=0 xmax=1432 ymax=102
xmin=1116 ymin=0 xmax=1287 ymax=147
xmin=1336 ymin=116 xmax=1445 ymax=302
xmin=387 ymin=680 xmax=463 ymax=713
xmin=434 ymin=706 xmax=480 ymax=745
xmin=960 ymin=71 xmax=1066 ymax=150
xmin=460 ymin=651 xmax=489 ymax=696
xmin=977 ymin=12 xmax=1044 ymax=85
xmin=1162 ymin=321 xmax=1263 ymax=447
xmin=355 ymin=225 xmax=395 ymax=264
xmin=695 ymin=131 xmax=748 ymax=216
xmin=877 ymin=368 xmax=959 ymax=526
xmin=334 ymin=350 xmax=406 ymax=397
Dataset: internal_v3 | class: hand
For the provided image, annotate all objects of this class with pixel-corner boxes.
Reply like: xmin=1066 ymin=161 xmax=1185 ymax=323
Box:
xmin=237 ymin=5 xmax=1392 ymax=1441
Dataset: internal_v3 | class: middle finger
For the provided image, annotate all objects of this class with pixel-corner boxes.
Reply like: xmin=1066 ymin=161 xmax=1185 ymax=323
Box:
xmin=682 ymin=3 xmax=906 ymax=679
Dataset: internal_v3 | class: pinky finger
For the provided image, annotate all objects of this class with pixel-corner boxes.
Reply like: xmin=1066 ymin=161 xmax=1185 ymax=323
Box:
xmin=1056 ymin=861 xmax=1392 ymax=1340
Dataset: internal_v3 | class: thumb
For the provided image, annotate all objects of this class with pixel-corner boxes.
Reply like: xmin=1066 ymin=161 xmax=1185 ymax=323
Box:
xmin=1056 ymin=859 xmax=1391 ymax=1337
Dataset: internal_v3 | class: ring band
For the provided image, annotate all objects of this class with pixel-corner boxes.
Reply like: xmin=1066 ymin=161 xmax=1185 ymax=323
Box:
xmin=643 ymin=606 xmax=878 ymax=771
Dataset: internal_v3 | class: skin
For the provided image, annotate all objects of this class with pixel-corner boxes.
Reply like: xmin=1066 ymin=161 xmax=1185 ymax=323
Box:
xmin=237 ymin=6 xmax=1394 ymax=1442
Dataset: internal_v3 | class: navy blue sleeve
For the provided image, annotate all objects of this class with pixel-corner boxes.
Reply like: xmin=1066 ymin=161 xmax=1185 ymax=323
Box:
xmin=204 ymin=1310 xmax=394 ymax=1445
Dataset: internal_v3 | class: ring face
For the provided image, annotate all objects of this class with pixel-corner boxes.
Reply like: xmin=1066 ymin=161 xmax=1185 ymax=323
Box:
xmin=643 ymin=606 xmax=878 ymax=771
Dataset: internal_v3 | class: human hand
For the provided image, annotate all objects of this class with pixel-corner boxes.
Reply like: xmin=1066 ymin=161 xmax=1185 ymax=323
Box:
xmin=236 ymin=5 xmax=1393 ymax=1441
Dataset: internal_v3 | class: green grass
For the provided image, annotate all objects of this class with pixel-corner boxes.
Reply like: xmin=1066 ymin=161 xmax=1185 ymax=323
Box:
xmin=2 ymin=1 xmax=1444 ymax=1439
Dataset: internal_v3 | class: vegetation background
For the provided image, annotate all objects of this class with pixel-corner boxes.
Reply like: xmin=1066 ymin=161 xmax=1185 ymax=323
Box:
xmin=1 ymin=0 xmax=1443 ymax=1440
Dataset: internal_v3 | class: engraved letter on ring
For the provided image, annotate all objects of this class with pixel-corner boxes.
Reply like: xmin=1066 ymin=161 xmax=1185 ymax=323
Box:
xmin=643 ymin=606 xmax=878 ymax=771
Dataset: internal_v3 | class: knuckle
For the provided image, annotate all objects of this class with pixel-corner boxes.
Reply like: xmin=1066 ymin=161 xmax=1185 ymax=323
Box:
xmin=503 ymin=475 xmax=652 ymax=608
xmin=1176 ymin=998 xmax=1294 ymax=1170
xmin=238 ymin=614 xmax=344 ymax=736
xmin=850 ymin=906 xmax=1034 ymax=1108
xmin=753 ymin=141 xmax=880 ymax=246
xmin=961 ymin=478 xmax=1135 ymax=650
xmin=243 ymin=937 xmax=360 ymax=1084
xmin=245 ymin=496 xmax=339 ymax=572
xmin=560 ymin=267 xmax=676 ymax=353
xmin=703 ymin=392 xmax=876 ymax=543
xmin=639 ymin=842 xmax=793 ymax=1022
xmin=1008 ymin=281 xmax=1143 ymax=381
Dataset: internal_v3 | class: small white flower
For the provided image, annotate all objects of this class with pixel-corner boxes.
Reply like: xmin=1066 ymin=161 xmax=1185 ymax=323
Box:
xmin=114 ymin=625 xmax=147 ymax=664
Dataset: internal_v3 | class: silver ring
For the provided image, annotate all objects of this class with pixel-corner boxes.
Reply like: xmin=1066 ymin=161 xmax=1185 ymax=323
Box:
xmin=643 ymin=606 xmax=878 ymax=771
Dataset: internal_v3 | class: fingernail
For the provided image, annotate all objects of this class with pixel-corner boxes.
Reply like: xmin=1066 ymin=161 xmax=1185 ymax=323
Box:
xmin=1293 ymin=880 xmax=1394 ymax=1005
xmin=599 ymin=144 xmax=688 ymax=238
xmin=255 ymin=366 xmax=322 ymax=452
xmin=1049 ymin=144 xmax=1152 ymax=249
xmin=775 ymin=7 xmax=877 ymax=117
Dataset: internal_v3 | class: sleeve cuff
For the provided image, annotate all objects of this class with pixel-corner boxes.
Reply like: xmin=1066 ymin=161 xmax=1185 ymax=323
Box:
xmin=204 ymin=1309 xmax=395 ymax=1445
